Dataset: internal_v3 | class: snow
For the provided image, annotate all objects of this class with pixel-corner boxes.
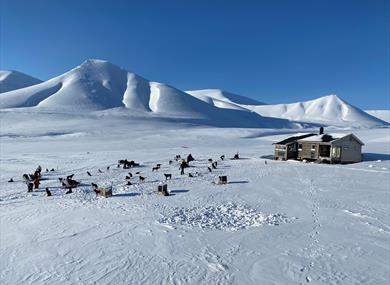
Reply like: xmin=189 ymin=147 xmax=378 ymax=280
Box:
xmin=0 ymin=106 xmax=389 ymax=284
xmin=1 ymin=59 xmax=390 ymax=284
xmin=0 ymin=70 xmax=42 ymax=93
xmin=0 ymin=60 xmax=293 ymax=129
xmin=245 ymin=95 xmax=388 ymax=128
xmin=366 ymin=110 xmax=390 ymax=123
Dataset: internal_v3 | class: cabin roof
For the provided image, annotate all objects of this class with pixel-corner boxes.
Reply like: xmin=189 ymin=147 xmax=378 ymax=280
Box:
xmin=298 ymin=133 xmax=364 ymax=145
xmin=273 ymin=133 xmax=317 ymax=145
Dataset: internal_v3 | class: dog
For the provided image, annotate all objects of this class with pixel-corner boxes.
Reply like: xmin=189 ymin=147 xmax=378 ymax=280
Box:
xmin=8 ymin=178 xmax=13 ymax=183
xmin=98 ymin=169 xmax=103 ymax=173
xmin=139 ymin=176 xmax=146 ymax=182
xmin=65 ymin=188 xmax=73 ymax=194
xmin=128 ymin=172 xmax=133 ymax=177
xmin=46 ymin=168 xmax=49 ymax=172
xmin=152 ymin=167 xmax=159 ymax=172
xmin=91 ymin=183 xmax=98 ymax=190
xmin=265 ymin=160 xmax=268 ymax=165
xmin=135 ymin=172 xmax=140 ymax=175
xmin=188 ymin=173 xmax=194 ymax=178
xmin=125 ymin=175 xmax=131 ymax=180
xmin=212 ymin=162 xmax=217 ymax=169
xmin=156 ymin=164 xmax=162 ymax=168
xmin=127 ymin=181 xmax=132 ymax=185
xmin=87 ymin=171 xmax=92 ymax=176
xmin=50 ymin=168 xmax=55 ymax=172
xmin=208 ymin=167 xmax=212 ymax=172
xmin=45 ymin=188 xmax=52 ymax=197
xmin=107 ymin=166 xmax=110 ymax=170
xmin=208 ymin=158 xmax=213 ymax=163
xmin=164 ymin=173 xmax=172 ymax=180
xmin=169 ymin=160 xmax=173 ymax=165
xmin=220 ymin=155 xmax=225 ymax=160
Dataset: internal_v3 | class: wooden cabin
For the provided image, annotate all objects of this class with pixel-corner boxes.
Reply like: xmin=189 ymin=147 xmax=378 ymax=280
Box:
xmin=273 ymin=133 xmax=316 ymax=160
xmin=297 ymin=133 xmax=364 ymax=163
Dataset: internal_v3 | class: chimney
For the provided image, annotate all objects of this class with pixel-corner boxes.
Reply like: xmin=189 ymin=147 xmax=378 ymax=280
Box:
xmin=319 ymin=127 xmax=324 ymax=135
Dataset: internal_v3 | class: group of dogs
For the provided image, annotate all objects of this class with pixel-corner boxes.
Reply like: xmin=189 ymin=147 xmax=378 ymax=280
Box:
xmin=8 ymin=152 xmax=241 ymax=198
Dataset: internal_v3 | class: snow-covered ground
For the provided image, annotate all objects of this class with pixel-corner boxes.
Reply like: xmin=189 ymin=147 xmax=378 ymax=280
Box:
xmin=1 ymin=108 xmax=389 ymax=284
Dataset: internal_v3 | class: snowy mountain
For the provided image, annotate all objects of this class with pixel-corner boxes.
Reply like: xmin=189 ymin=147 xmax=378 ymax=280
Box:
xmin=243 ymin=95 xmax=388 ymax=128
xmin=186 ymin=89 xmax=264 ymax=111
xmin=0 ymin=60 xmax=291 ymax=128
xmin=0 ymin=60 xmax=387 ymax=129
xmin=0 ymin=70 xmax=42 ymax=93
xmin=365 ymin=110 xmax=390 ymax=123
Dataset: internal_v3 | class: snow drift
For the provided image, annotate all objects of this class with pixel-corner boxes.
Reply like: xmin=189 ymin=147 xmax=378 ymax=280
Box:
xmin=0 ymin=70 xmax=42 ymax=93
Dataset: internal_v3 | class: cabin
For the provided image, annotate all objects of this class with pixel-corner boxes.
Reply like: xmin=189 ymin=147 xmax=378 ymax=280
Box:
xmin=273 ymin=133 xmax=317 ymax=160
xmin=297 ymin=133 xmax=364 ymax=163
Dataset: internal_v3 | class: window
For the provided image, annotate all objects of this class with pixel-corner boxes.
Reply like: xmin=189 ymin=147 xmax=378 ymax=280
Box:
xmin=311 ymin=144 xmax=316 ymax=151
xmin=331 ymin=146 xmax=341 ymax=158
xmin=298 ymin=143 xmax=302 ymax=150
xmin=343 ymin=145 xmax=349 ymax=150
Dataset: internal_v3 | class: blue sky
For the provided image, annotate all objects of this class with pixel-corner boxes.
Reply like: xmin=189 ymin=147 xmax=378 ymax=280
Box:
xmin=0 ymin=0 xmax=388 ymax=109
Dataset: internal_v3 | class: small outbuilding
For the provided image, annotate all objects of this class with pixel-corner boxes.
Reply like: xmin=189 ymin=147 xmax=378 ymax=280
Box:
xmin=297 ymin=133 xmax=364 ymax=163
xmin=273 ymin=133 xmax=316 ymax=161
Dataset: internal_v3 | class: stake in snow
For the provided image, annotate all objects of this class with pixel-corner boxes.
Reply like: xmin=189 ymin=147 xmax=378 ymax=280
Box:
xmin=0 ymin=59 xmax=389 ymax=285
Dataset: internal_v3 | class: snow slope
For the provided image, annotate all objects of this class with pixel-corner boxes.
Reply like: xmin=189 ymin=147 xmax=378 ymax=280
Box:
xmin=0 ymin=70 xmax=42 ymax=93
xmin=366 ymin=110 xmax=390 ymax=123
xmin=0 ymin=60 xmax=293 ymax=128
xmin=245 ymin=95 xmax=388 ymax=128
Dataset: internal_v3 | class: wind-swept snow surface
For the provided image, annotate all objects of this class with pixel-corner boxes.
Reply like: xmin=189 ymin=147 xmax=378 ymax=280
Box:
xmin=246 ymin=95 xmax=388 ymax=128
xmin=0 ymin=114 xmax=389 ymax=284
xmin=0 ymin=70 xmax=42 ymax=93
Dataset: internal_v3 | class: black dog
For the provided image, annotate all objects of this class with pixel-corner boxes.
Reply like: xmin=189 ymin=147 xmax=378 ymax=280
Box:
xmin=220 ymin=155 xmax=225 ymax=160
xmin=107 ymin=166 xmax=110 ymax=170
xmin=208 ymin=167 xmax=212 ymax=172
xmin=50 ymin=168 xmax=55 ymax=172
xmin=87 ymin=171 xmax=92 ymax=176
xmin=45 ymin=188 xmax=52 ymax=197
xmin=188 ymin=173 xmax=194 ymax=178
xmin=128 ymin=172 xmax=133 ymax=177
xmin=125 ymin=175 xmax=131 ymax=180
xmin=169 ymin=160 xmax=173 ymax=165
xmin=208 ymin=158 xmax=213 ymax=163
xmin=212 ymin=162 xmax=217 ymax=169
xmin=127 ymin=181 xmax=132 ymax=186
xmin=164 ymin=173 xmax=172 ymax=180
xmin=98 ymin=169 xmax=103 ymax=173
xmin=152 ymin=167 xmax=159 ymax=172
xmin=91 ymin=183 xmax=98 ymax=190
xmin=8 ymin=178 xmax=13 ymax=183
xmin=139 ymin=176 xmax=146 ymax=182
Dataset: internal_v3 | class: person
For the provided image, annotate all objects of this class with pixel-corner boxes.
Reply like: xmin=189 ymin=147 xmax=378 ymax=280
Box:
xmin=33 ymin=177 xmax=40 ymax=189
xmin=180 ymin=160 xmax=187 ymax=175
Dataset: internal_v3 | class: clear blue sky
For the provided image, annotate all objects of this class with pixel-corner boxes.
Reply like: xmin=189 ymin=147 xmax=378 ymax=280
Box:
xmin=1 ymin=0 xmax=389 ymax=109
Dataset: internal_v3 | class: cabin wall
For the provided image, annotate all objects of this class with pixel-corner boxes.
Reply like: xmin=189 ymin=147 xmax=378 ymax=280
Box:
xmin=274 ymin=144 xmax=287 ymax=160
xmin=332 ymin=135 xmax=363 ymax=163
xmin=297 ymin=142 xmax=319 ymax=160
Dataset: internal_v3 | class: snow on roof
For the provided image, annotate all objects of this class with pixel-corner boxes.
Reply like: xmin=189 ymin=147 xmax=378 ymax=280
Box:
xmin=273 ymin=133 xmax=317 ymax=145
xmin=298 ymin=133 xmax=344 ymax=142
